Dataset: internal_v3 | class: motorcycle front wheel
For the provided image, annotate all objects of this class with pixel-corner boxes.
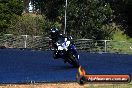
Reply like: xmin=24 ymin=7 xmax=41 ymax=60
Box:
xmin=66 ymin=51 xmax=79 ymax=68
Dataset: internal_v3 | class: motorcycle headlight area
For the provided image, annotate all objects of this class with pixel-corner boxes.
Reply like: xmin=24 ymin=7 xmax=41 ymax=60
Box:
xmin=57 ymin=43 xmax=70 ymax=51
xmin=58 ymin=46 xmax=64 ymax=50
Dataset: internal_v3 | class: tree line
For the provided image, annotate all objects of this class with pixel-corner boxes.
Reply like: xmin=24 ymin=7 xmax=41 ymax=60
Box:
xmin=0 ymin=0 xmax=132 ymax=40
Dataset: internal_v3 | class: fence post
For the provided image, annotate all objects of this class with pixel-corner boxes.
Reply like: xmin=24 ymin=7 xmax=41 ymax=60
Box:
xmin=104 ymin=40 xmax=107 ymax=53
xmin=21 ymin=35 xmax=28 ymax=48
xmin=104 ymin=40 xmax=111 ymax=53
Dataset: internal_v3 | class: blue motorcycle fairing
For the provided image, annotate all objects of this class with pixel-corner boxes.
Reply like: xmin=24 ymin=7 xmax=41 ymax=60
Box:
xmin=68 ymin=44 xmax=79 ymax=60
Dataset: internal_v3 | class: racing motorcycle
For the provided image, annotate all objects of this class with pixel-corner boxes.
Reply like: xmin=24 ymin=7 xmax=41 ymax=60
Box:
xmin=52 ymin=38 xmax=80 ymax=68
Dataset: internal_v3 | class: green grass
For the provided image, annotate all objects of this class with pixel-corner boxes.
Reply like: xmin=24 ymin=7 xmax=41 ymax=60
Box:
xmin=85 ymin=82 xmax=132 ymax=88
xmin=107 ymin=41 xmax=132 ymax=54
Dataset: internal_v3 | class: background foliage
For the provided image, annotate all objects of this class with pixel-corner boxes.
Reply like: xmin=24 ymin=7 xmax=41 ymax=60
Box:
xmin=0 ymin=0 xmax=132 ymax=41
xmin=0 ymin=0 xmax=24 ymax=35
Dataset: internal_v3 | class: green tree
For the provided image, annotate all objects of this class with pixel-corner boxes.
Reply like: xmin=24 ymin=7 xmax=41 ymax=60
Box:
xmin=33 ymin=0 xmax=114 ymax=39
xmin=65 ymin=0 xmax=113 ymax=39
xmin=32 ymin=0 xmax=64 ymax=20
xmin=11 ymin=13 xmax=62 ymax=36
xmin=107 ymin=0 xmax=132 ymax=37
xmin=0 ymin=0 xmax=24 ymax=34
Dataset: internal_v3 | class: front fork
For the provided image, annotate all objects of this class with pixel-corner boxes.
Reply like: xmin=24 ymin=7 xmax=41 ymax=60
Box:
xmin=68 ymin=45 xmax=79 ymax=60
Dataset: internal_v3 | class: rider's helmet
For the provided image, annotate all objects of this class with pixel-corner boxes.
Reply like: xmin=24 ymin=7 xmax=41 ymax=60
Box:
xmin=50 ymin=28 xmax=60 ymax=40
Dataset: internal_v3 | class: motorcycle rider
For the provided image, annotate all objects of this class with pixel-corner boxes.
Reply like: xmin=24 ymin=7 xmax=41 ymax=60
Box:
xmin=49 ymin=28 xmax=73 ymax=60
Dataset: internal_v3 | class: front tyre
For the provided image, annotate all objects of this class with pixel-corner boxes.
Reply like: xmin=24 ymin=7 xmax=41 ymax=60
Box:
xmin=66 ymin=51 xmax=79 ymax=68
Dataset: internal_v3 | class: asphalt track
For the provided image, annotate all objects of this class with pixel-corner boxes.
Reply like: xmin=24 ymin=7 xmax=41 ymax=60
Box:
xmin=0 ymin=49 xmax=132 ymax=83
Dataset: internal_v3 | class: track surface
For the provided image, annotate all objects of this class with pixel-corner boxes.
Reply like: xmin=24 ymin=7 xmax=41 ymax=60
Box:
xmin=0 ymin=49 xmax=132 ymax=83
